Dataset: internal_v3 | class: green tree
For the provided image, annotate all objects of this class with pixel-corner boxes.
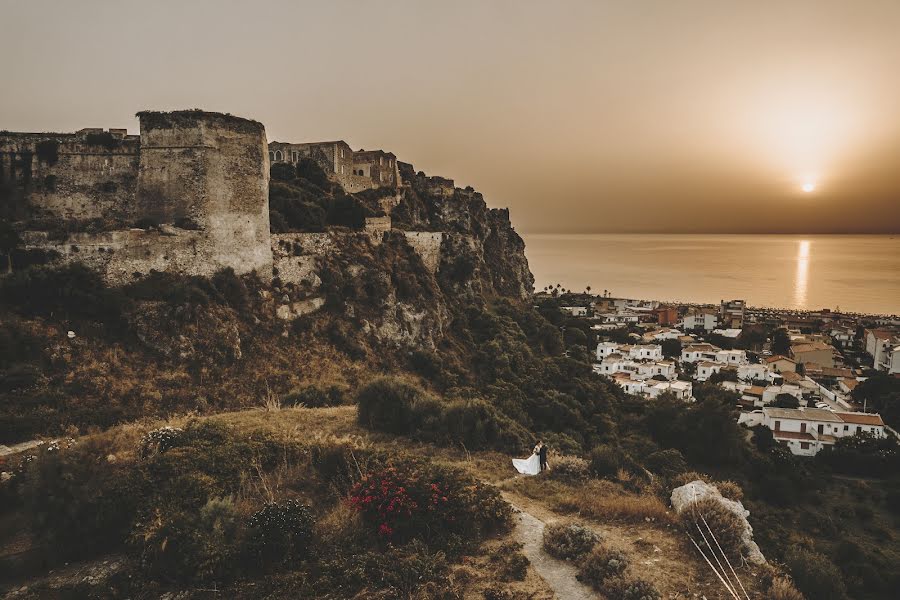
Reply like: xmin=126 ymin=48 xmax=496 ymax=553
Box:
xmin=661 ymin=338 xmax=681 ymax=358
xmin=772 ymin=328 xmax=791 ymax=356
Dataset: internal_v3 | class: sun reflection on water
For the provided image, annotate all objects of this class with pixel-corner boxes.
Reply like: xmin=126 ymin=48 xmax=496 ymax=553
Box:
xmin=793 ymin=240 xmax=811 ymax=308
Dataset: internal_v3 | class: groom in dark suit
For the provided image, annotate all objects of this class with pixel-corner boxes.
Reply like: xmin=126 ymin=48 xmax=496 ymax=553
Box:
xmin=538 ymin=441 xmax=548 ymax=472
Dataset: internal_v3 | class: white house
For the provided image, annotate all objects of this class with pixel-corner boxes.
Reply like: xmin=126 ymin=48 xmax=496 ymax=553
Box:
xmin=737 ymin=363 xmax=775 ymax=383
xmin=683 ymin=308 xmax=718 ymax=331
xmin=696 ymin=361 xmax=725 ymax=382
xmin=864 ymin=329 xmax=900 ymax=370
xmin=713 ymin=328 xmax=743 ymax=339
xmin=647 ymin=380 xmax=693 ymax=401
xmin=681 ymin=343 xmax=722 ymax=363
xmin=596 ymin=341 xmax=621 ymax=360
xmin=829 ymin=326 xmax=854 ymax=349
xmin=738 ymin=407 xmax=887 ymax=456
xmin=561 ymin=306 xmax=589 ymax=317
xmin=643 ymin=328 xmax=683 ymax=341
xmin=594 ymin=312 xmax=641 ymax=325
xmin=715 ymin=349 xmax=748 ymax=366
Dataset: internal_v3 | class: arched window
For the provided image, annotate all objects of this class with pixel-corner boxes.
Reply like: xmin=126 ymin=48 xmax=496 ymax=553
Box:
xmin=268 ymin=151 xmax=275 ymax=162
xmin=274 ymin=150 xmax=283 ymax=162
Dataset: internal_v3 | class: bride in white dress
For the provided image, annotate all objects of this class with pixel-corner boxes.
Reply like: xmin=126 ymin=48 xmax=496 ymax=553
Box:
xmin=512 ymin=443 xmax=542 ymax=475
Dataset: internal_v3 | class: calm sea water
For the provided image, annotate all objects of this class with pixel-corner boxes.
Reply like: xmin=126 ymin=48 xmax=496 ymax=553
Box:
xmin=524 ymin=234 xmax=900 ymax=315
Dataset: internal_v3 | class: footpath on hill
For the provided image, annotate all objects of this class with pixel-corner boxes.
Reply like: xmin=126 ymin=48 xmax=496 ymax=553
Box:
xmin=504 ymin=493 xmax=600 ymax=600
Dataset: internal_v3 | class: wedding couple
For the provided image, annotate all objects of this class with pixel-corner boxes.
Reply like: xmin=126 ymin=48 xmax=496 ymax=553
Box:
xmin=512 ymin=441 xmax=549 ymax=476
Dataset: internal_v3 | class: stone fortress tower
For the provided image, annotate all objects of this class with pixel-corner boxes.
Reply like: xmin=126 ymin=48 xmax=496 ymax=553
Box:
xmin=136 ymin=110 xmax=272 ymax=278
xmin=2 ymin=110 xmax=273 ymax=283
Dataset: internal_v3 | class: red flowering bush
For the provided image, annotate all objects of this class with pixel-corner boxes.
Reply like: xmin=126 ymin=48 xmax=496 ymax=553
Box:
xmin=348 ymin=461 xmax=511 ymax=550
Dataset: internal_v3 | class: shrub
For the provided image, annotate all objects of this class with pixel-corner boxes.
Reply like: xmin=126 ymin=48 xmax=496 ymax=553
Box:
xmin=245 ymin=499 xmax=314 ymax=570
xmin=542 ymin=522 xmax=599 ymax=560
xmin=679 ymin=497 xmax=745 ymax=563
xmin=270 ymin=162 xmax=296 ymax=181
xmin=785 ymin=548 xmax=848 ymax=600
xmin=138 ymin=425 xmax=184 ymax=459
xmin=601 ymin=576 xmax=661 ymax=600
xmin=715 ymin=480 xmax=744 ymax=502
xmin=577 ymin=545 xmax=628 ymax=588
xmin=769 ymin=577 xmax=806 ymax=600
xmin=284 ymin=384 xmax=346 ymax=408
xmin=491 ymin=541 xmax=529 ymax=581
xmin=670 ymin=471 xmax=709 ymax=488
xmin=136 ymin=495 xmax=240 ymax=582
xmin=644 ymin=448 xmax=688 ymax=477
xmin=589 ymin=445 xmax=626 ymax=478
xmin=0 ymin=263 xmax=128 ymax=324
xmin=347 ymin=461 xmax=510 ymax=552
xmin=549 ymin=455 xmax=590 ymax=481
xmin=23 ymin=439 xmax=144 ymax=559
xmin=356 ymin=376 xmax=424 ymax=434
xmin=211 ymin=267 xmax=250 ymax=311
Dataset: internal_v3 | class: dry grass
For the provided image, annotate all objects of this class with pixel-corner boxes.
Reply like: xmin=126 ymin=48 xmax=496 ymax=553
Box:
xmin=554 ymin=480 xmax=674 ymax=525
xmin=679 ymin=496 xmax=746 ymax=563
xmin=768 ymin=576 xmax=806 ymax=600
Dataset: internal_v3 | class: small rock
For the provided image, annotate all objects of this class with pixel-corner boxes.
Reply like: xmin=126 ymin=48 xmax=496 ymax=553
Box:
xmin=67 ymin=331 xmax=76 ymax=339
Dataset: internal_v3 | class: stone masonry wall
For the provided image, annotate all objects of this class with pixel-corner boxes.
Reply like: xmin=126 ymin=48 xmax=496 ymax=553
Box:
xmin=137 ymin=111 xmax=273 ymax=278
xmin=0 ymin=131 xmax=140 ymax=222
xmin=403 ymin=231 xmax=444 ymax=273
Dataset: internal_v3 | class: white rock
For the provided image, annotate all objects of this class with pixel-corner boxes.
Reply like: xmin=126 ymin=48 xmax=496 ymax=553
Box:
xmin=671 ymin=480 xmax=766 ymax=565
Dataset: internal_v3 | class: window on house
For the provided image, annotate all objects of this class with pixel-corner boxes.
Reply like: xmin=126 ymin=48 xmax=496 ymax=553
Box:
xmin=844 ymin=425 xmax=848 ymax=431
xmin=774 ymin=420 xmax=781 ymax=431
xmin=268 ymin=151 xmax=275 ymax=161
xmin=801 ymin=442 xmax=810 ymax=450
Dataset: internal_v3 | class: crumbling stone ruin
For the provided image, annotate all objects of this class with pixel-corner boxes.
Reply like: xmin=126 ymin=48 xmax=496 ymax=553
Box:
xmin=1 ymin=109 xmax=532 ymax=308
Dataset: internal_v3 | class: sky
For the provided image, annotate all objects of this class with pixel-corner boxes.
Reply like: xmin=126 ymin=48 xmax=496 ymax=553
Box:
xmin=3 ymin=0 xmax=899 ymax=234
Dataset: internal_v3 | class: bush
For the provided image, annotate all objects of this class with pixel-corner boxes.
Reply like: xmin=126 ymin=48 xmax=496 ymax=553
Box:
xmin=589 ymin=445 xmax=626 ymax=478
xmin=136 ymin=495 xmax=240 ymax=582
xmin=356 ymin=377 xmax=424 ymax=434
xmin=549 ymin=455 xmax=590 ymax=481
xmin=785 ymin=548 xmax=848 ymax=600
xmin=0 ymin=263 xmax=128 ymax=324
xmin=245 ymin=499 xmax=314 ymax=570
xmin=284 ymin=384 xmax=346 ymax=408
xmin=577 ymin=545 xmax=628 ymax=588
xmin=601 ymin=576 xmax=661 ymax=600
xmin=715 ymin=480 xmax=744 ymax=502
xmin=348 ymin=460 xmax=511 ymax=552
xmin=679 ymin=497 xmax=745 ymax=563
xmin=23 ymin=439 xmax=144 ymax=559
xmin=769 ymin=577 xmax=806 ymax=600
xmin=542 ymin=522 xmax=599 ymax=560
xmin=644 ymin=448 xmax=688 ymax=477
xmin=138 ymin=425 xmax=184 ymax=459
xmin=491 ymin=541 xmax=529 ymax=581
xmin=671 ymin=471 xmax=710 ymax=488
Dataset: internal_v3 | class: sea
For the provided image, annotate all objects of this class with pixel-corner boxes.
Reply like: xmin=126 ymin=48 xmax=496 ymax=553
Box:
xmin=524 ymin=234 xmax=900 ymax=316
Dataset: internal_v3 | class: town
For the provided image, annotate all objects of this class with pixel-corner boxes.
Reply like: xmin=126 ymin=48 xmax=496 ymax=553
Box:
xmin=541 ymin=291 xmax=899 ymax=457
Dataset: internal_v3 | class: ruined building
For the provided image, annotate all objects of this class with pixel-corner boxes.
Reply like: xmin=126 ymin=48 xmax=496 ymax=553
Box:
xmin=1 ymin=110 xmax=272 ymax=283
xmin=1 ymin=109 xmax=533 ymax=309
xmin=267 ymin=140 xmax=399 ymax=192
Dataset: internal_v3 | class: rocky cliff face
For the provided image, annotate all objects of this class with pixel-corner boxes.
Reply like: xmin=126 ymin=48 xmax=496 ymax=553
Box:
xmin=392 ymin=165 xmax=534 ymax=303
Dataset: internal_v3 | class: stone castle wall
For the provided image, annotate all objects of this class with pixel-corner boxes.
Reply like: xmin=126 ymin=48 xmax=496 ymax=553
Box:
xmin=0 ymin=131 xmax=140 ymax=222
xmin=403 ymin=231 xmax=444 ymax=273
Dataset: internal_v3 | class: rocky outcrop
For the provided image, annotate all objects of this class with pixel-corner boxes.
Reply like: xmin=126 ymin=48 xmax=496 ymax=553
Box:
xmin=671 ymin=480 xmax=766 ymax=565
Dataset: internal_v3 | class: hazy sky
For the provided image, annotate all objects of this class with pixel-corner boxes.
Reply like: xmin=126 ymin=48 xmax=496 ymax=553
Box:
xmin=3 ymin=0 xmax=899 ymax=233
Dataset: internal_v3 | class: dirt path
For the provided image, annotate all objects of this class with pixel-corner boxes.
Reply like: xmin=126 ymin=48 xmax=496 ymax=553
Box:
xmin=505 ymin=494 xmax=600 ymax=600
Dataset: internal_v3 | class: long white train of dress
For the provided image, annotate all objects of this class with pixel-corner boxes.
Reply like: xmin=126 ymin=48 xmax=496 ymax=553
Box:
xmin=512 ymin=453 xmax=541 ymax=475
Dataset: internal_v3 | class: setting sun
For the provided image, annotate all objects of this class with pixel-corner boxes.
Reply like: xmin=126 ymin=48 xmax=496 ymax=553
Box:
xmin=802 ymin=182 xmax=816 ymax=193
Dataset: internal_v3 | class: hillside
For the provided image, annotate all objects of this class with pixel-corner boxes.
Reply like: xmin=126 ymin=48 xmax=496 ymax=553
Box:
xmin=1 ymin=160 xmax=898 ymax=600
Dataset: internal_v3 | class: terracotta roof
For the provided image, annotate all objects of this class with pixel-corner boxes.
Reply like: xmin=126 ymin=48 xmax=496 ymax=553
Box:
xmin=792 ymin=342 xmax=834 ymax=353
xmin=765 ymin=355 xmax=795 ymax=364
xmin=774 ymin=431 xmax=815 ymax=441
xmin=837 ymin=413 xmax=885 ymax=426
xmin=745 ymin=386 xmax=765 ymax=396
xmin=869 ymin=329 xmax=899 ymax=340
xmin=840 ymin=378 xmax=859 ymax=390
